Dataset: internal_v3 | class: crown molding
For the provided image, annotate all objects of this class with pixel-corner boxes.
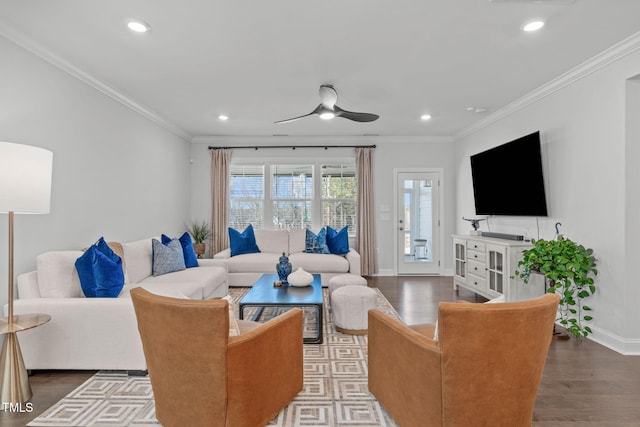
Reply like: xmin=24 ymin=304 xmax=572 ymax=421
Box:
xmin=0 ymin=23 xmax=191 ymax=141
xmin=455 ymin=30 xmax=640 ymax=140
xmin=192 ymin=135 xmax=453 ymax=145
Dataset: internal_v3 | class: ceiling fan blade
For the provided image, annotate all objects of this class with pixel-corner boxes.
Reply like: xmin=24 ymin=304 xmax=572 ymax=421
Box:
xmin=274 ymin=113 xmax=313 ymax=124
xmin=274 ymin=105 xmax=323 ymax=124
xmin=334 ymin=105 xmax=379 ymax=122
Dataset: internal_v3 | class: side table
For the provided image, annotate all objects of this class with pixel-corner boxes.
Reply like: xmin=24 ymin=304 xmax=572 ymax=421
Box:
xmin=0 ymin=313 xmax=51 ymax=403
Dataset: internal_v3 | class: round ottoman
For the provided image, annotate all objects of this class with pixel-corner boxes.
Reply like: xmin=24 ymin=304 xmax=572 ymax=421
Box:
xmin=331 ymin=285 xmax=377 ymax=335
xmin=328 ymin=273 xmax=368 ymax=296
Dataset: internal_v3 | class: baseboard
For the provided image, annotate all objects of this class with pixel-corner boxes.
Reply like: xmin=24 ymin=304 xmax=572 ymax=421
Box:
xmin=371 ymin=268 xmax=453 ymax=277
xmin=371 ymin=269 xmax=395 ymax=276
xmin=587 ymin=327 xmax=640 ymax=355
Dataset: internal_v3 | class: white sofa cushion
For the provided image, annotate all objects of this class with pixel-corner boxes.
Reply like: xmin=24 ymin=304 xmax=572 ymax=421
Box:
xmin=289 ymin=252 xmax=350 ymax=273
xmin=288 ymin=229 xmax=307 ymax=254
xmin=139 ymin=266 xmax=227 ymax=299
xmin=254 ymin=229 xmax=289 ymax=254
xmin=120 ymin=281 xmax=204 ymax=300
xmin=226 ymin=252 xmax=280 ymax=273
xmin=122 ymin=238 xmax=154 ymax=283
xmin=36 ymin=251 xmax=84 ymax=298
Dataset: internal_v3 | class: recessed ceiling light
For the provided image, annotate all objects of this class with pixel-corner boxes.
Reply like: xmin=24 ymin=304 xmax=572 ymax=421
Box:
xmin=523 ymin=20 xmax=545 ymax=32
xmin=218 ymin=115 xmax=229 ymax=121
xmin=127 ymin=20 xmax=150 ymax=33
xmin=420 ymin=114 xmax=432 ymax=121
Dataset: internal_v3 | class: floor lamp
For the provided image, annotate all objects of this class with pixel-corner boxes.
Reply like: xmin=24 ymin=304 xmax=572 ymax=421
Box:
xmin=0 ymin=142 xmax=53 ymax=404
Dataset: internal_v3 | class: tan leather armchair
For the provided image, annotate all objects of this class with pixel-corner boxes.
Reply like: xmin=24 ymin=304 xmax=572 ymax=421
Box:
xmin=130 ymin=288 xmax=303 ymax=427
xmin=368 ymin=293 xmax=560 ymax=427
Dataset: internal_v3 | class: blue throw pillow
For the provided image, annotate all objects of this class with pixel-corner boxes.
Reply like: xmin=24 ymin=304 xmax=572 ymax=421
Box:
xmin=304 ymin=228 xmax=330 ymax=254
xmin=93 ymin=249 xmax=126 ymax=297
xmin=326 ymin=226 xmax=350 ymax=255
xmin=228 ymin=224 xmax=261 ymax=257
xmin=75 ymin=237 xmax=125 ymax=298
xmin=162 ymin=232 xmax=199 ymax=268
xmin=152 ymin=238 xmax=186 ymax=276
xmin=76 ymin=246 xmax=99 ymax=297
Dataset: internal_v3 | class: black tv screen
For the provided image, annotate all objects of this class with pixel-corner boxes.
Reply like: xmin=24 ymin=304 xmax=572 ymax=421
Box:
xmin=470 ymin=131 xmax=548 ymax=216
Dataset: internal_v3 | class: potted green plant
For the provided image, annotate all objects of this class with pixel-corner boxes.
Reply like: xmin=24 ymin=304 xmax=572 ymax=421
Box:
xmin=514 ymin=236 xmax=598 ymax=339
xmin=187 ymin=220 xmax=211 ymax=258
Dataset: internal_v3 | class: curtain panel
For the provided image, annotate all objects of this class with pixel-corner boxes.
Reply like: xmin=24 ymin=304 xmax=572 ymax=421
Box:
xmin=210 ymin=149 xmax=231 ymax=255
xmin=355 ymin=147 xmax=377 ymax=275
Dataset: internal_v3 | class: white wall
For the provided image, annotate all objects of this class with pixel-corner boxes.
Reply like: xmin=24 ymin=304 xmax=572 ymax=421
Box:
xmin=453 ymin=44 xmax=640 ymax=354
xmin=625 ymin=77 xmax=640 ymax=345
xmin=0 ymin=37 xmax=192 ymax=310
xmin=190 ymin=136 xmax=456 ymax=274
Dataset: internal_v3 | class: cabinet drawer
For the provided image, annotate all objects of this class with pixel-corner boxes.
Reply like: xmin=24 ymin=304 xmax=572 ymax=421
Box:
xmin=466 ymin=274 xmax=486 ymax=290
xmin=467 ymin=259 xmax=486 ymax=276
xmin=467 ymin=249 xmax=486 ymax=263
xmin=467 ymin=241 xmax=486 ymax=252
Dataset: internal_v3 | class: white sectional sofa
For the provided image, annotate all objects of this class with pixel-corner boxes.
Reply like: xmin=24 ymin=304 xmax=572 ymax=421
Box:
xmin=8 ymin=237 xmax=228 ymax=371
xmin=214 ymin=228 xmax=361 ymax=287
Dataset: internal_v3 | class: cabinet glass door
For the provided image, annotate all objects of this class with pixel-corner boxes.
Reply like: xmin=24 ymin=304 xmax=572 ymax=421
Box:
xmin=454 ymin=241 xmax=466 ymax=279
xmin=488 ymin=248 xmax=504 ymax=295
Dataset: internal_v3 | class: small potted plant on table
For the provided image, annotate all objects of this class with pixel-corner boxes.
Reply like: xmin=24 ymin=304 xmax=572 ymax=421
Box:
xmin=188 ymin=220 xmax=211 ymax=258
xmin=515 ymin=236 xmax=598 ymax=339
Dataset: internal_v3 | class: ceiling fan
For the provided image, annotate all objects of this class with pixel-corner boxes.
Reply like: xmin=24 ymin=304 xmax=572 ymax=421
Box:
xmin=275 ymin=84 xmax=379 ymax=124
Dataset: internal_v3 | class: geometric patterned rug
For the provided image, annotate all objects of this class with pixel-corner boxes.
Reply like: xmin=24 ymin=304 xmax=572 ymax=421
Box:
xmin=28 ymin=287 xmax=401 ymax=426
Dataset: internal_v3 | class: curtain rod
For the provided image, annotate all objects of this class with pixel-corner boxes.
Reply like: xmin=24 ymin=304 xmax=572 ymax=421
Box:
xmin=208 ymin=144 xmax=376 ymax=150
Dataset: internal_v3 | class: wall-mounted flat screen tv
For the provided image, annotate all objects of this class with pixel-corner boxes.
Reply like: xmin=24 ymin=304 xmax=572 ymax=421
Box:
xmin=470 ymin=131 xmax=548 ymax=216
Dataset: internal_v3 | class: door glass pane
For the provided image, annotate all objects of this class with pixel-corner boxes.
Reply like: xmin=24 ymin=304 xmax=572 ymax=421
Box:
xmin=403 ymin=179 xmax=433 ymax=262
xmin=496 ymin=252 xmax=503 ymax=272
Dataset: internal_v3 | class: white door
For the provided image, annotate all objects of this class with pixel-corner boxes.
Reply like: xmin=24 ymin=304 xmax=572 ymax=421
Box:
xmin=396 ymin=170 xmax=441 ymax=275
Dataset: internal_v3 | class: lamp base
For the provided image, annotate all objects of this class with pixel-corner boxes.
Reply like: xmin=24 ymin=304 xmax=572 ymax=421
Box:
xmin=0 ymin=332 xmax=32 ymax=403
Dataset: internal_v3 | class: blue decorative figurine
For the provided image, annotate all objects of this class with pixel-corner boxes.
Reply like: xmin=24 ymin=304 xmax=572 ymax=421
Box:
xmin=277 ymin=252 xmax=292 ymax=284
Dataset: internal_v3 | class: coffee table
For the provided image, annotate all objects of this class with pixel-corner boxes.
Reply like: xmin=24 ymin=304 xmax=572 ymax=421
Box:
xmin=239 ymin=273 xmax=324 ymax=344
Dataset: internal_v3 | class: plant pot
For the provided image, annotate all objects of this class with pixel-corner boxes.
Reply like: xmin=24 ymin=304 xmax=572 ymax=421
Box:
xmin=194 ymin=243 xmax=205 ymax=258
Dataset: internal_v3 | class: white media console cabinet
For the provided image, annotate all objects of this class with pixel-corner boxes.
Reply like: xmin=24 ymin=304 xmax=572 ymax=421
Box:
xmin=452 ymin=234 xmax=546 ymax=302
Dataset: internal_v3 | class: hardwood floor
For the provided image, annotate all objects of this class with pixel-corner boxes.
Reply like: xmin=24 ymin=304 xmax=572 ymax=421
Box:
xmin=370 ymin=276 xmax=640 ymax=427
xmin=4 ymin=276 xmax=640 ymax=426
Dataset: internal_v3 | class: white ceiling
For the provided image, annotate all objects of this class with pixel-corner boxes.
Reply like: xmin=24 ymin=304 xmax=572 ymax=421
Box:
xmin=1 ymin=0 xmax=640 ymax=140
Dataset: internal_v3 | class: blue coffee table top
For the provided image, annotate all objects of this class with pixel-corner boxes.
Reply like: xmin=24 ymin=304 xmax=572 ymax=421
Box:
xmin=240 ymin=273 xmax=323 ymax=306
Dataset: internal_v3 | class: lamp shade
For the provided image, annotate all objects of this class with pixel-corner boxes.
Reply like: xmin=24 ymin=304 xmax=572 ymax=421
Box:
xmin=0 ymin=142 xmax=53 ymax=214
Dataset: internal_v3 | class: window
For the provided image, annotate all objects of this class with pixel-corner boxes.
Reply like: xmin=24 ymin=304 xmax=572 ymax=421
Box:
xmin=321 ymin=165 xmax=356 ymax=232
xmin=271 ymin=165 xmax=313 ymax=229
xmin=229 ymin=162 xmax=356 ymax=235
xmin=229 ymin=165 xmax=264 ymax=229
